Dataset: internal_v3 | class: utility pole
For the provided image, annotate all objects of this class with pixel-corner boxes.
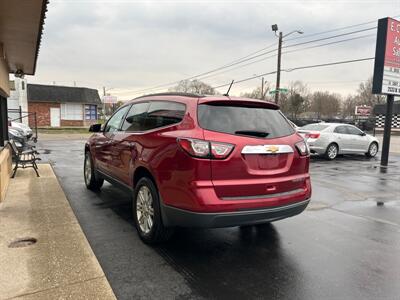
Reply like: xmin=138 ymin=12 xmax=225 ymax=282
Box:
xmin=102 ymin=86 xmax=106 ymax=120
xmin=261 ymin=77 xmax=264 ymax=100
xmin=271 ymin=25 xmax=303 ymax=104
xmin=275 ymin=32 xmax=282 ymax=104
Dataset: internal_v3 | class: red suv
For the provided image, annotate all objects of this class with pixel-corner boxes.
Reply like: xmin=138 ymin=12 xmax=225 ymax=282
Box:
xmin=84 ymin=93 xmax=311 ymax=243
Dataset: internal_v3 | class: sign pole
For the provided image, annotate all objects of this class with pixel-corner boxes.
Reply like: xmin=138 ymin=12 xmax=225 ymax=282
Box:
xmin=380 ymin=94 xmax=394 ymax=166
xmin=372 ymin=17 xmax=400 ymax=167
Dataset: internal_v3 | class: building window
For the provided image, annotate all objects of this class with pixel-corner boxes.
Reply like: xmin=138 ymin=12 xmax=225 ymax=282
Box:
xmin=61 ymin=103 xmax=83 ymax=120
xmin=85 ymin=104 xmax=97 ymax=120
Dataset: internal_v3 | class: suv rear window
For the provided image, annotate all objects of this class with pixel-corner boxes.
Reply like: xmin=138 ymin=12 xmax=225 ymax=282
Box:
xmin=197 ymin=104 xmax=295 ymax=138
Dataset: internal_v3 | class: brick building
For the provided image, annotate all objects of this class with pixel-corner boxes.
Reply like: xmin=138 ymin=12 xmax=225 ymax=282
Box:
xmin=27 ymin=84 xmax=101 ymax=127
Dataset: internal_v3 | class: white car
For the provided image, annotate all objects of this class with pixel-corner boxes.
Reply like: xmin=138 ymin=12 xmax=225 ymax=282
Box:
xmin=298 ymin=123 xmax=379 ymax=160
xmin=10 ymin=121 xmax=33 ymax=139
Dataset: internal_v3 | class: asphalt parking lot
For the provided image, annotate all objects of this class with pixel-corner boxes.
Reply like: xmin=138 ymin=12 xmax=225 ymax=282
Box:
xmin=37 ymin=139 xmax=400 ymax=300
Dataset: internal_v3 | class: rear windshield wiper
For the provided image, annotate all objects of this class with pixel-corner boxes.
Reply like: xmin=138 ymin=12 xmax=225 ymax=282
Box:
xmin=234 ymin=130 xmax=270 ymax=137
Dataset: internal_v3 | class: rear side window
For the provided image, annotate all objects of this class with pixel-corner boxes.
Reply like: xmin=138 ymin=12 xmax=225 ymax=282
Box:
xmin=145 ymin=101 xmax=186 ymax=130
xmin=334 ymin=126 xmax=347 ymax=134
xmin=197 ymin=104 xmax=295 ymax=138
xmin=301 ymin=124 xmax=330 ymax=131
xmin=121 ymin=102 xmax=149 ymax=132
xmin=346 ymin=125 xmax=363 ymax=135
xmin=122 ymin=101 xmax=186 ymax=132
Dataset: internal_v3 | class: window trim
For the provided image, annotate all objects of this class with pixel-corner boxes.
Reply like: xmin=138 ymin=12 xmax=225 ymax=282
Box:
xmin=121 ymin=100 xmax=187 ymax=133
xmin=85 ymin=104 xmax=98 ymax=120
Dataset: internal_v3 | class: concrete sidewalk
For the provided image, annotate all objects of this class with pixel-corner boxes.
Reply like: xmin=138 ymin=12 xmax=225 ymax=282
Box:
xmin=376 ymin=134 xmax=400 ymax=153
xmin=0 ymin=164 xmax=116 ymax=300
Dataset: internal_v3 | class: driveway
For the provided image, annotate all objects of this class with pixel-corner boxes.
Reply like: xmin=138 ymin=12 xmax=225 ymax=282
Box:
xmin=36 ymin=138 xmax=400 ymax=299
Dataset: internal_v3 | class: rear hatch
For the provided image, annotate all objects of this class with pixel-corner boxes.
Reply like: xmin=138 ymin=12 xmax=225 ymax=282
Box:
xmin=198 ymin=99 xmax=308 ymax=200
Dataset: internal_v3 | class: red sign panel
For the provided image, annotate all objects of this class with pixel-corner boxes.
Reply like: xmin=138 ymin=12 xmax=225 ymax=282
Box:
xmin=355 ymin=106 xmax=372 ymax=116
xmin=372 ymin=17 xmax=400 ymax=95
xmin=384 ymin=19 xmax=400 ymax=68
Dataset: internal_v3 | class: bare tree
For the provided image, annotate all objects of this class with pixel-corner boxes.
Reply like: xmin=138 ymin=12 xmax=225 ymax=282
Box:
xmin=342 ymin=95 xmax=358 ymax=118
xmin=240 ymin=84 xmax=271 ymax=100
xmin=310 ymin=91 xmax=341 ymax=118
xmin=356 ymin=77 xmax=385 ymax=106
xmin=279 ymin=81 xmax=310 ymax=118
xmin=169 ymin=79 xmax=216 ymax=95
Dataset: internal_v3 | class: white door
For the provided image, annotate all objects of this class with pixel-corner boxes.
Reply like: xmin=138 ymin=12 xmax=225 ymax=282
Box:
xmin=50 ymin=107 xmax=60 ymax=127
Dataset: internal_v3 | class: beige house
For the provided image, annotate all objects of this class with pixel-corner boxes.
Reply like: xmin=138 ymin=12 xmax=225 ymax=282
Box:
xmin=0 ymin=0 xmax=48 ymax=201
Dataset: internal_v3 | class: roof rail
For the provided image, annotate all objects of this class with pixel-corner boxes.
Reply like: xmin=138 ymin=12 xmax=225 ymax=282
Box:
xmin=134 ymin=92 xmax=206 ymax=99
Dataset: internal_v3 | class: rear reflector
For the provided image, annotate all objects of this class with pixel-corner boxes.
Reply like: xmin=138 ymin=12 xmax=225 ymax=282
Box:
xmin=177 ymin=138 xmax=234 ymax=159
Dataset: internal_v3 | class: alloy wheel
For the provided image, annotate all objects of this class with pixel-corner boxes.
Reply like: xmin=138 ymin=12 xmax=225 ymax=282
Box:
xmin=369 ymin=143 xmax=378 ymax=157
xmin=84 ymin=154 xmax=92 ymax=184
xmin=327 ymin=144 xmax=338 ymax=159
xmin=136 ymin=186 xmax=155 ymax=234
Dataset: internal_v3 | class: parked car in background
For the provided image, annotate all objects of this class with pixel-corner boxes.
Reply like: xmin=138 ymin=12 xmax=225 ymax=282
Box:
xmin=298 ymin=123 xmax=379 ymax=160
xmin=84 ymin=93 xmax=312 ymax=244
xmin=8 ymin=119 xmax=33 ymax=140
xmin=8 ymin=127 xmax=26 ymax=149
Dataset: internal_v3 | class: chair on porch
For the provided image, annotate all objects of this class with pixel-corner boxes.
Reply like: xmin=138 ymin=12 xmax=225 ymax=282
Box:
xmin=9 ymin=140 xmax=41 ymax=178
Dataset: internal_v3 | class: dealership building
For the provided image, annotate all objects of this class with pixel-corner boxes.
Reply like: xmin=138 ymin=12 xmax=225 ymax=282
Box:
xmin=374 ymin=100 xmax=400 ymax=131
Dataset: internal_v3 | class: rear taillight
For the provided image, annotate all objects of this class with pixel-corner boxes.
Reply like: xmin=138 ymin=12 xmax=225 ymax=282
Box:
xmin=177 ymin=138 xmax=234 ymax=159
xmin=295 ymin=140 xmax=310 ymax=156
xmin=305 ymin=132 xmax=320 ymax=139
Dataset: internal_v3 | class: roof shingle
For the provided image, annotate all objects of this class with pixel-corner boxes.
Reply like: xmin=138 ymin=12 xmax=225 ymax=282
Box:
xmin=27 ymin=84 xmax=101 ymax=105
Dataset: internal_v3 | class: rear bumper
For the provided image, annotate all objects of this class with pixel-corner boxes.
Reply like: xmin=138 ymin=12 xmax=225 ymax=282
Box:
xmin=161 ymin=199 xmax=310 ymax=228
xmin=306 ymin=139 xmax=327 ymax=155
xmin=309 ymin=146 xmax=326 ymax=155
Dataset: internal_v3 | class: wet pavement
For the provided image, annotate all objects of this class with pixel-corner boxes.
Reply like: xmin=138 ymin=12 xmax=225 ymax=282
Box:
xmin=37 ymin=139 xmax=400 ymax=299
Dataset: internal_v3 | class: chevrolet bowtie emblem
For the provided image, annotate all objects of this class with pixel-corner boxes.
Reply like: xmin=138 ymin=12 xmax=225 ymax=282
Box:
xmin=266 ymin=145 xmax=279 ymax=153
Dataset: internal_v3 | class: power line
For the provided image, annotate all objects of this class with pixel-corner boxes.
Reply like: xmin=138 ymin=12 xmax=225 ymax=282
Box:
xmin=283 ymin=57 xmax=374 ymax=72
xmin=127 ymin=28 xmax=380 ymax=95
xmin=128 ymin=29 xmax=375 ymax=95
xmin=213 ymin=57 xmax=374 ymax=89
xmin=196 ymin=33 xmax=375 ymax=82
xmin=284 ymin=14 xmax=400 ymax=42
xmin=283 ymin=27 xmax=376 ymax=49
xmin=284 ymin=33 xmax=375 ymax=55
xmin=123 ymin=18 xmax=389 ymax=96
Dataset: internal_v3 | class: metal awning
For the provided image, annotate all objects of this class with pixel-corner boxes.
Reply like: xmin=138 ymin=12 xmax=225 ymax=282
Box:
xmin=0 ymin=0 xmax=48 ymax=75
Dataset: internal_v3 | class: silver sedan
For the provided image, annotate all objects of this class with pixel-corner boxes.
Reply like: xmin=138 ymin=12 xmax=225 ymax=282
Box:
xmin=298 ymin=123 xmax=379 ymax=160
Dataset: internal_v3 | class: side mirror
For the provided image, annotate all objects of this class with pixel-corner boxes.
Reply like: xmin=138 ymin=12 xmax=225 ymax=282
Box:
xmin=89 ymin=123 xmax=102 ymax=132
xmin=360 ymin=132 xmax=366 ymax=136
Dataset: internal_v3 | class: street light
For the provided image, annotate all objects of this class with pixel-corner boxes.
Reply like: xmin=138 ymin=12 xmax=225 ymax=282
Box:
xmin=271 ymin=24 xmax=303 ymax=104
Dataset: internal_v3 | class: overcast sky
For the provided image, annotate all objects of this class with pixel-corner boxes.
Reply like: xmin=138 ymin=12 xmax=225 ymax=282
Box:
xmin=28 ymin=0 xmax=398 ymax=100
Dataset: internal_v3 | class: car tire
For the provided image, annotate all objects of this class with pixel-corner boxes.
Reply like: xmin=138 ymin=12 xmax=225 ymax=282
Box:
xmin=84 ymin=151 xmax=104 ymax=190
xmin=325 ymin=143 xmax=338 ymax=160
xmin=365 ymin=142 xmax=378 ymax=158
xmin=133 ymin=177 xmax=173 ymax=244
